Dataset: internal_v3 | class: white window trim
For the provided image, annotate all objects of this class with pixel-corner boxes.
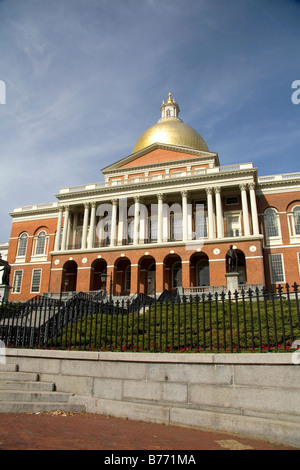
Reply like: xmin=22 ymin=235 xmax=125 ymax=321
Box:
xmin=264 ymin=208 xmax=282 ymax=246
xmin=225 ymin=211 xmax=242 ymax=237
xmin=269 ymin=253 xmax=285 ymax=284
xmin=31 ymin=231 xmax=49 ymax=262
xmin=16 ymin=232 xmax=28 ymax=260
xmin=12 ymin=270 xmax=23 ymax=294
xmin=30 ymin=268 xmax=42 ymax=294
xmin=288 ymin=205 xmax=300 ymax=243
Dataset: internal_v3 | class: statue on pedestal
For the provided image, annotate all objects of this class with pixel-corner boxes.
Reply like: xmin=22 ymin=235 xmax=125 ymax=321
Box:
xmin=226 ymin=245 xmax=238 ymax=273
xmin=0 ymin=253 xmax=10 ymax=286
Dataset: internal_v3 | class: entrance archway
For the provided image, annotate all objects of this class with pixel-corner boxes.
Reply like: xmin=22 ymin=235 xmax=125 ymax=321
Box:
xmin=62 ymin=260 xmax=78 ymax=292
xmin=90 ymin=258 xmax=107 ymax=291
xmin=190 ymin=252 xmax=210 ymax=287
xmin=114 ymin=257 xmax=131 ymax=295
xmin=139 ymin=256 xmax=156 ymax=296
xmin=163 ymin=254 xmax=182 ymax=292
xmin=236 ymin=250 xmax=246 ymax=284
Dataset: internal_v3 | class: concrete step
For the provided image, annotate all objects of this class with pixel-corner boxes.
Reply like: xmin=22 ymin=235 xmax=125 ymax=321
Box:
xmin=0 ymin=364 xmax=19 ymax=372
xmin=0 ymin=371 xmax=39 ymax=382
xmin=0 ymin=390 xmax=76 ymax=403
xmin=0 ymin=381 xmax=55 ymax=391
xmin=0 ymin=401 xmax=86 ymax=413
xmin=0 ymin=363 xmax=86 ymax=414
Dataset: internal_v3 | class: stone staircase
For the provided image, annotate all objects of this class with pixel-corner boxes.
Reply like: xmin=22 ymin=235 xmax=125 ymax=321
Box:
xmin=0 ymin=363 xmax=86 ymax=413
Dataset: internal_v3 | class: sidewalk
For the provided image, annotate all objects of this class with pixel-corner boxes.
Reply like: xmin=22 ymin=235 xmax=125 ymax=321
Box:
xmin=0 ymin=412 xmax=296 ymax=450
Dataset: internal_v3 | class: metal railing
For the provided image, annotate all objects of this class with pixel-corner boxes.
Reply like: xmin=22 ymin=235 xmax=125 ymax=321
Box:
xmin=1 ymin=283 xmax=300 ymax=353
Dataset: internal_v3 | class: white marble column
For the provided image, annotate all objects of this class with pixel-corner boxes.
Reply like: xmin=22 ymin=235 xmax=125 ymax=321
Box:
xmin=240 ymin=183 xmax=250 ymax=236
xmin=139 ymin=199 xmax=147 ymax=244
xmin=61 ymin=206 xmax=70 ymax=251
xmin=157 ymin=193 xmax=163 ymax=243
xmin=117 ymin=198 xmax=127 ymax=246
xmin=182 ymin=190 xmax=188 ymax=241
xmin=54 ymin=207 xmax=63 ymax=251
xmin=206 ymin=187 xmax=215 ymax=239
xmin=88 ymin=202 xmax=97 ymax=249
xmin=72 ymin=212 xmax=78 ymax=249
xmin=110 ymin=199 xmax=117 ymax=247
xmin=215 ymin=187 xmax=224 ymax=238
xmin=133 ymin=196 xmax=140 ymax=245
xmin=81 ymin=203 xmax=90 ymax=249
xmin=249 ymin=183 xmax=260 ymax=235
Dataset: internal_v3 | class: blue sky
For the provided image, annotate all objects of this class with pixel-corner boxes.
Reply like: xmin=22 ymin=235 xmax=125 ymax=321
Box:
xmin=0 ymin=0 xmax=299 ymax=242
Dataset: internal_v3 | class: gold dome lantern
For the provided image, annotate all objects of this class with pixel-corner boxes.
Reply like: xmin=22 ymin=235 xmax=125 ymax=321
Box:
xmin=132 ymin=93 xmax=209 ymax=153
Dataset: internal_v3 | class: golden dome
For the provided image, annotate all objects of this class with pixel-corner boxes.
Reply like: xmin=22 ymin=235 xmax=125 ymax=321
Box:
xmin=133 ymin=93 xmax=209 ymax=153
xmin=133 ymin=120 xmax=209 ymax=153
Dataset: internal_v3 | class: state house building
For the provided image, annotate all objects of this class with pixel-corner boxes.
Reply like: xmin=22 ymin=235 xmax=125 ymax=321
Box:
xmin=6 ymin=94 xmax=300 ymax=301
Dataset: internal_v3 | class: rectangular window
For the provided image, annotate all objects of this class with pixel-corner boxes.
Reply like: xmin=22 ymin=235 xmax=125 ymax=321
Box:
xmin=31 ymin=269 xmax=42 ymax=293
xmin=12 ymin=270 xmax=23 ymax=293
xmin=269 ymin=254 xmax=285 ymax=283
xmin=170 ymin=214 xmax=182 ymax=241
xmin=195 ymin=204 xmax=208 ymax=239
xmin=149 ymin=216 xmax=158 ymax=242
xmin=226 ymin=196 xmax=239 ymax=205
xmin=226 ymin=215 xmax=241 ymax=237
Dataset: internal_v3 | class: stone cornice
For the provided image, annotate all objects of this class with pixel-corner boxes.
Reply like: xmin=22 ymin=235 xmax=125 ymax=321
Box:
xmin=55 ymin=167 xmax=257 ymax=203
xmin=9 ymin=206 xmax=59 ymax=219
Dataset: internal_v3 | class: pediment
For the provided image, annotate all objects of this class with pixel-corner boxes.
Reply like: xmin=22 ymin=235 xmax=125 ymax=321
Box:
xmin=101 ymin=143 xmax=219 ymax=175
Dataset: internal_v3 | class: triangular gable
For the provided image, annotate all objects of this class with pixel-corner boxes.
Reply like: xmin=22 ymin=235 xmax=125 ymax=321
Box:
xmin=101 ymin=143 xmax=218 ymax=174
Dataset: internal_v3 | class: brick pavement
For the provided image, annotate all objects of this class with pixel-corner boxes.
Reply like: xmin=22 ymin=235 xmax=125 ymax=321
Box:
xmin=0 ymin=412 xmax=297 ymax=451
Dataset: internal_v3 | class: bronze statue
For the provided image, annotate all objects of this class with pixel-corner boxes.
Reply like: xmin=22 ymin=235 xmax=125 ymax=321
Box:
xmin=0 ymin=254 xmax=10 ymax=286
xmin=226 ymin=245 xmax=238 ymax=273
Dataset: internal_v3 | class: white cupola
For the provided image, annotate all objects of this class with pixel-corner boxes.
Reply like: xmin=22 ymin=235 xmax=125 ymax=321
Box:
xmin=158 ymin=93 xmax=182 ymax=122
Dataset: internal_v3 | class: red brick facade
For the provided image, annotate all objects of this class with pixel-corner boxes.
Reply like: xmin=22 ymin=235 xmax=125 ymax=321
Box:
xmin=5 ymin=112 xmax=300 ymax=301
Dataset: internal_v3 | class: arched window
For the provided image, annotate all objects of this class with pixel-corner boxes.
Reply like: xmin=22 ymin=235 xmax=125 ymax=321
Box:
xmin=197 ymin=260 xmax=210 ymax=286
xmin=35 ymin=231 xmax=47 ymax=255
xmin=17 ymin=233 xmax=28 ymax=257
xmin=293 ymin=206 xmax=300 ymax=235
xmin=264 ymin=208 xmax=280 ymax=238
xmin=172 ymin=261 xmax=182 ymax=288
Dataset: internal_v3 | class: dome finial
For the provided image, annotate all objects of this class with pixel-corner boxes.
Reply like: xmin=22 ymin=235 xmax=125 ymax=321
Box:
xmin=160 ymin=93 xmax=180 ymax=121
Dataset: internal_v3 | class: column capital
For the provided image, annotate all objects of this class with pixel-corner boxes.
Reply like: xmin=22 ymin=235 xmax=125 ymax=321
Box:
xmin=239 ymin=183 xmax=248 ymax=191
xmin=111 ymin=198 xmax=118 ymax=206
xmin=214 ymin=186 xmax=221 ymax=194
xmin=157 ymin=193 xmax=164 ymax=201
xmin=206 ymin=187 xmax=213 ymax=195
xmin=249 ymin=182 xmax=256 ymax=190
xmin=181 ymin=190 xmax=188 ymax=198
xmin=134 ymin=195 xmax=140 ymax=203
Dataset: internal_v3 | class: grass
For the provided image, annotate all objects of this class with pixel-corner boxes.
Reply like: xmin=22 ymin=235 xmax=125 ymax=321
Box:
xmin=48 ymin=296 xmax=300 ymax=353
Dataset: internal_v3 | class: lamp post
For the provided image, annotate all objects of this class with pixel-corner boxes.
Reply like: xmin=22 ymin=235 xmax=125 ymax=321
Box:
xmin=100 ymin=272 xmax=113 ymax=303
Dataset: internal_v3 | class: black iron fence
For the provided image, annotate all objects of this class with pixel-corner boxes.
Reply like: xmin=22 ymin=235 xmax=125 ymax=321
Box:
xmin=1 ymin=283 xmax=300 ymax=353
